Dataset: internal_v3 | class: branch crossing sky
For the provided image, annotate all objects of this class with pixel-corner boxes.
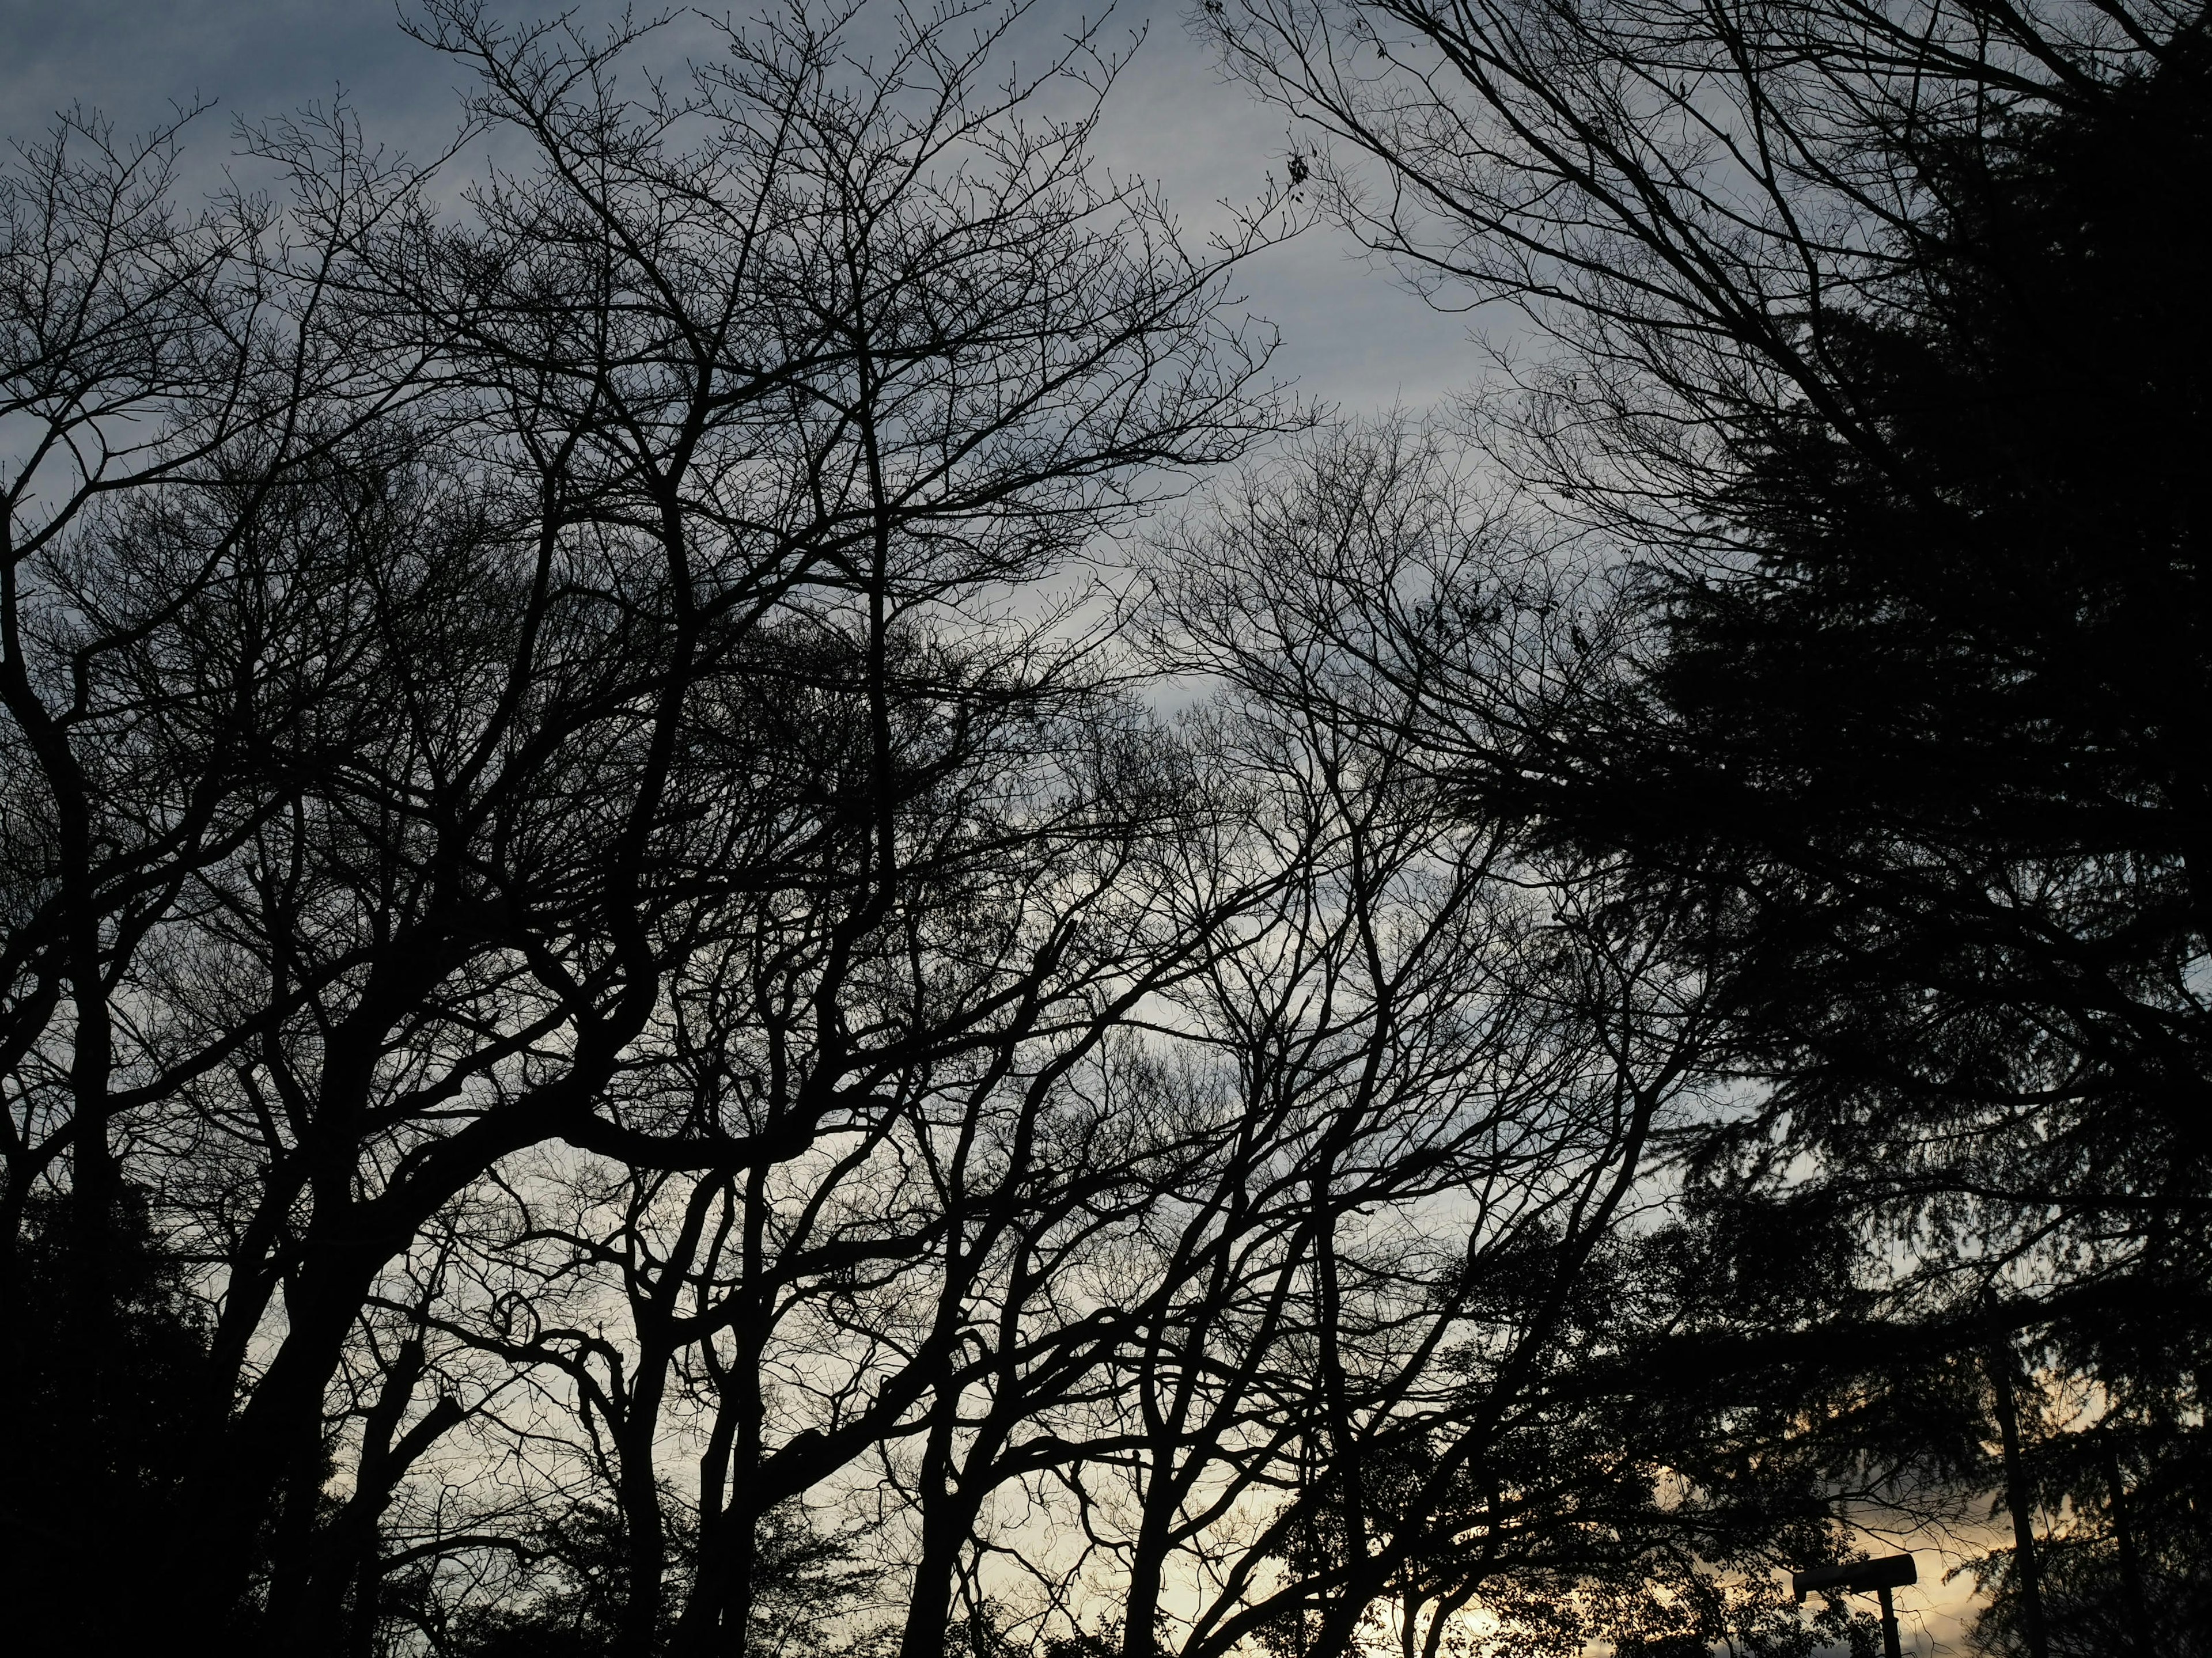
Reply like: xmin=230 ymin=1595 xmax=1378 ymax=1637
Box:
xmin=0 ymin=0 xmax=1476 ymax=413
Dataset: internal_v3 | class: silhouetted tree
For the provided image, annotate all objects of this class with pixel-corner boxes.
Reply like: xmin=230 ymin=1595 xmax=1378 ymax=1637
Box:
xmin=1199 ymin=0 xmax=2212 ymax=1649
xmin=1131 ymin=428 xmax=1886 ymax=1658
xmin=1 ymin=2 xmax=1290 ymax=1649
xmin=0 ymin=1185 xmax=208 ymax=1650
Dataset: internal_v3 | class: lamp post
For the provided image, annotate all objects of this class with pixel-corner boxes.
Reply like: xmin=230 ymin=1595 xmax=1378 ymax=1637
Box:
xmin=1793 ymin=1553 xmax=1916 ymax=1658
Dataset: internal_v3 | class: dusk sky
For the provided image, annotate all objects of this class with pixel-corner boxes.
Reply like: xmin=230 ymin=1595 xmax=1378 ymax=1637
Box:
xmin=0 ymin=9 xmax=2016 ymax=1652
xmin=0 ymin=0 xmax=1479 ymax=415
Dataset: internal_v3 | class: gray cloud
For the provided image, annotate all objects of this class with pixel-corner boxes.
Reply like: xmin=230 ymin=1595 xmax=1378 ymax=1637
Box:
xmin=0 ymin=0 xmax=1480 ymax=411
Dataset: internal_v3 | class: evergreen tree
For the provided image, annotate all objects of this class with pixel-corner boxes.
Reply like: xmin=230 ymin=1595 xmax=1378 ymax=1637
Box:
xmin=1519 ymin=33 xmax=2212 ymax=1655
xmin=0 ymin=1185 xmax=209 ymax=1649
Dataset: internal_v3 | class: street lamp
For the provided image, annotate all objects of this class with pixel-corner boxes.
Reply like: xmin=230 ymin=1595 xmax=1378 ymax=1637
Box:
xmin=1792 ymin=1553 xmax=1916 ymax=1658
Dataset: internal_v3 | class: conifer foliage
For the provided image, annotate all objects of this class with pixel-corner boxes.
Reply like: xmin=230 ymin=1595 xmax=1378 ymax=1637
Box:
xmin=3 ymin=0 xmax=2208 ymax=1653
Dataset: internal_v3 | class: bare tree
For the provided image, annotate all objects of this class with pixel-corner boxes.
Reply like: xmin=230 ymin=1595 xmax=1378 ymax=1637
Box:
xmin=0 ymin=1 xmax=1289 ymax=1646
xmin=1195 ymin=6 xmax=2212 ymax=1651
xmin=369 ymin=420 xmax=1760 ymax=1658
xmin=0 ymin=98 xmax=441 ymax=1646
xmin=1116 ymin=426 xmax=1740 ymax=1658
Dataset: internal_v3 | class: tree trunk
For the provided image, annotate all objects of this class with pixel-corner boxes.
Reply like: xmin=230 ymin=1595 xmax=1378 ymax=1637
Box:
xmin=1987 ymin=1337 xmax=2051 ymax=1658
xmin=1122 ymin=1493 xmax=1175 ymax=1658
xmin=2104 ymin=1440 xmax=2154 ymax=1657
xmin=897 ymin=1406 xmax=981 ymax=1658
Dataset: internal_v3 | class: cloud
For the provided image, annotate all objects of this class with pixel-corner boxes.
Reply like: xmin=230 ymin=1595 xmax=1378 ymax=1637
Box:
xmin=0 ymin=0 xmax=1478 ymax=412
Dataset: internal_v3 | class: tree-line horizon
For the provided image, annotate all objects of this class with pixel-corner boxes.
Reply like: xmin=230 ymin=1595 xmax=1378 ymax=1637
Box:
xmin=1 ymin=1 xmax=2203 ymax=1654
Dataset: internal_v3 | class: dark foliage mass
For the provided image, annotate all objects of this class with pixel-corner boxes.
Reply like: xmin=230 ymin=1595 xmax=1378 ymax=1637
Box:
xmin=5 ymin=1184 xmax=208 ymax=1651
xmin=1193 ymin=0 xmax=2212 ymax=1652
xmin=1 ymin=0 xmax=2205 ymax=1655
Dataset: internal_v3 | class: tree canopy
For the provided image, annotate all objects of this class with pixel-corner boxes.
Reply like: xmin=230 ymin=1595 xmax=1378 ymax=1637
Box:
xmin=2 ymin=1 xmax=2206 ymax=1655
